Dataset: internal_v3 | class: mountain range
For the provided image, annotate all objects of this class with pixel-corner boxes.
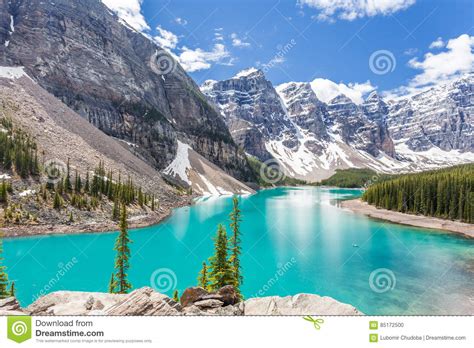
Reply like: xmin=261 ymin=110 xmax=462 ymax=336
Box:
xmin=0 ymin=0 xmax=472 ymax=195
xmin=202 ymin=68 xmax=473 ymax=181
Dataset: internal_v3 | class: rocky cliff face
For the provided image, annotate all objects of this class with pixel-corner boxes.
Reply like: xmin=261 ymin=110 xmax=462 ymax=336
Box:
xmin=276 ymin=82 xmax=329 ymax=155
xmin=202 ymin=68 xmax=298 ymax=161
xmin=0 ymin=0 xmax=254 ymax=182
xmin=202 ymin=69 xmax=473 ymax=181
xmin=387 ymin=73 xmax=473 ymax=153
xmin=325 ymin=93 xmax=395 ymax=158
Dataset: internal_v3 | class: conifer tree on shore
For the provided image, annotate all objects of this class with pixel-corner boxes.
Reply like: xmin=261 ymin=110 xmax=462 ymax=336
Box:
xmin=173 ymin=289 xmax=179 ymax=302
xmin=112 ymin=204 xmax=132 ymax=294
xmin=208 ymin=224 xmax=234 ymax=291
xmin=108 ymin=273 xmax=116 ymax=294
xmin=229 ymin=196 xmax=243 ymax=295
xmin=363 ymin=164 xmax=473 ymax=223
xmin=9 ymin=281 xmax=15 ymax=297
xmin=0 ymin=234 xmax=11 ymax=299
xmin=198 ymin=261 xmax=209 ymax=291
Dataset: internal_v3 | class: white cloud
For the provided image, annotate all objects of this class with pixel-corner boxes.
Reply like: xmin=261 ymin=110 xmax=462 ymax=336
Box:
xmin=384 ymin=34 xmax=474 ymax=98
xmin=299 ymin=0 xmax=416 ymax=21
xmin=153 ymin=26 xmax=179 ymax=50
xmin=178 ymin=44 xmax=231 ymax=72
xmin=103 ymin=1 xmax=234 ymax=73
xmin=310 ymin=78 xmax=376 ymax=104
xmin=175 ymin=17 xmax=188 ymax=26
xmin=102 ymin=0 xmax=150 ymax=32
xmin=429 ymin=37 xmax=444 ymax=49
xmin=408 ymin=34 xmax=473 ymax=88
xmin=231 ymin=33 xmax=251 ymax=48
xmin=214 ymin=32 xmax=224 ymax=42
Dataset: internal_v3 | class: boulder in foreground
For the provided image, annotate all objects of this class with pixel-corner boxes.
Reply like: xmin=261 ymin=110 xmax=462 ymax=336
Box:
xmin=1 ymin=286 xmax=362 ymax=316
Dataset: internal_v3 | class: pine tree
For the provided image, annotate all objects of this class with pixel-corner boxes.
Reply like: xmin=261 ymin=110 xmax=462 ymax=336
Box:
xmin=0 ymin=180 xmax=8 ymax=204
xmin=9 ymin=281 xmax=15 ymax=297
xmin=84 ymin=170 xmax=90 ymax=193
xmin=208 ymin=224 xmax=234 ymax=292
xmin=0 ymin=234 xmax=10 ymax=299
xmin=113 ymin=204 xmax=132 ymax=294
xmin=108 ymin=273 xmax=116 ymax=294
xmin=64 ymin=158 xmax=72 ymax=192
xmin=138 ymin=188 xmax=144 ymax=207
xmin=229 ymin=196 xmax=243 ymax=295
xmin=173 ymin=289 xmax=179 ymax=302
xmin=53 ymin=191 xmax=62 ymax=210
xmin=362 ymin=164 xmax=473 ymax=223
xmin=198 ymin=261 xmax=209 ymax=291
xmin=74 ymin=170 xmax=82 ymax=193
xmin=112 ymin=198 xmax=120 ymax=221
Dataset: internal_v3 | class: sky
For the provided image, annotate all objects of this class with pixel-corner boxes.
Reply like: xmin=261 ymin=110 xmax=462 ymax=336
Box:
xmin=102 ymin=0 xmax=474 ymax=103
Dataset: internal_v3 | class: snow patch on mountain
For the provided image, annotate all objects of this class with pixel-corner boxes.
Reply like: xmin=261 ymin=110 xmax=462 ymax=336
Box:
xmin=0 ymin=66 xmax=30 ymax=80
xmin=395 ymin=143 xmax=474 ymax=168
xmin=10 ymin=15 xmax=14 ymax=32
xmin=163 ymin=140 xmax=254 ymax=196
xmin=163 ymin=140 xmax=192 ymax=185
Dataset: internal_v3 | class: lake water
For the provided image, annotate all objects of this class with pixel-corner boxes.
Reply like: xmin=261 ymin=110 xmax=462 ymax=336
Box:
xmin=4 ymin=187 xmax=474 ymax=314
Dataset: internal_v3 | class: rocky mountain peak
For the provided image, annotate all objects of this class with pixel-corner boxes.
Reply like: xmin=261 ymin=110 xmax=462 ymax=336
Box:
xmin=365 ymin=91 xmax=381 ymax=103
xmin=202 ymin=68 xmax=298 ymax=161
xmin=200 ymin=79 xmax=218 ymax=93
xmin=276 ymin=82 xmax=315 ymax=107
xmin=387 ymin=73 xmax=473 ymax=153
xmin=232 ymin=67 xmax=263 ymax=80
xmin=329 ymin=94 xmax=354 ymax=105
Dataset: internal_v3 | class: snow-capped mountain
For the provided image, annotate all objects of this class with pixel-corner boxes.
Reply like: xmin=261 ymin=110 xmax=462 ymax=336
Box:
xmin=387 ymin=74 xmax=473 ymax=153
xmin=202 ymin=68 xmax=298 ymax=161
xmin=202 ymin=69 xmax=474 ymax=181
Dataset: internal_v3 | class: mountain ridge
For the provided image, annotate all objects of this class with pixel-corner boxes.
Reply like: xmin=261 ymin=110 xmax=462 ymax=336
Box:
xmin=201 ymin=68 xmax=473 ymax=181
xmin=0 ymin=0 xmax=255 ymax=183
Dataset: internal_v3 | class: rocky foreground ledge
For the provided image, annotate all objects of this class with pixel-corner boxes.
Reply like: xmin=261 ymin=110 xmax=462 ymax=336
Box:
xmin=0 ymin=286 xmax=361 ymax=316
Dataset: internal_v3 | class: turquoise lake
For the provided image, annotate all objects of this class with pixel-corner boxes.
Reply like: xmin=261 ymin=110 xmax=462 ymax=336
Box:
xmin=4 ymin=187 xmax=474 ymax=314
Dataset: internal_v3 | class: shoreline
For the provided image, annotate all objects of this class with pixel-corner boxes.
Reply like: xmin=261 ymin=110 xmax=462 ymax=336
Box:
xmin=341 ymin=199 xmax=474 ymax=239
xmin=1 ymin=198 xmax=193 ymax=239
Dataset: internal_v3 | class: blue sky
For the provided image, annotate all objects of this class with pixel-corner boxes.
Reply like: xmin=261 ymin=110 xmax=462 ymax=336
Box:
xmin=103 ymin=0 xmax=473 ymax=102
